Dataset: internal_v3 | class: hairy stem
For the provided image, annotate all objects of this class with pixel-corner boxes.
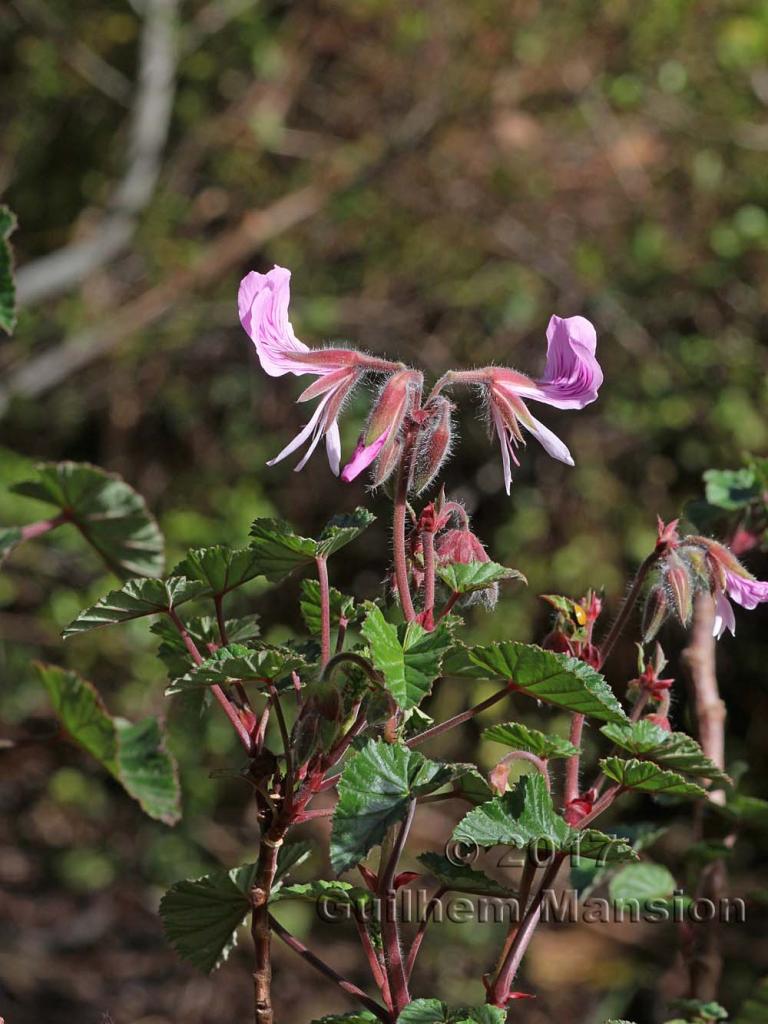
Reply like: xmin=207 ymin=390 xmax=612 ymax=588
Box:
xmin=491 ymin=855 xmax=537 ymax=980
xmin=393 ymin=462 xmax=416 ymax=622
xmin=421 ymin=528 xmax=436 ymax=624
xmin=315 ymin=555 xmax=332 ymax=667
xmin=252 ymin=831 xmax=286 ymax=1024
xmin=268 ymin=684 xmax=293 ymax=783
xmin=598 ymin=548 xmax=663 ymax=668
xmin=496 ymin=750 xmax=551 ymax=791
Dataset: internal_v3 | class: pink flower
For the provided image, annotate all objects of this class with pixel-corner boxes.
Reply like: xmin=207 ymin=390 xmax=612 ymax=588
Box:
xmin=445 ymin=315 xmax=601 ymax=493
xmin=713 ymin=570 xmax=768 ymax=639
xmin=239 ymin=266 xmax=399 ymax=475
xmin=341 ymin=369 xmax=422 ymax=484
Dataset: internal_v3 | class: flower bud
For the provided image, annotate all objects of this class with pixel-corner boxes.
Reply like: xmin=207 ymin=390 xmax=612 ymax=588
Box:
xmin=642 ymin=584 xmax=669 ymax=642
xmin=489 ymin=761 xmax=510 ymax=795
xmin=411 ymin=396 xmax=454 ymax=494
xmin=341 ymin=369 xmax=421 ymax=483
xmin=645 ymin=713 xmax=671 ymax=732
xmin=663 ymin=551 xmax=693 ymax=627
xmin=436 ymin=527 xmax=489 ymax=565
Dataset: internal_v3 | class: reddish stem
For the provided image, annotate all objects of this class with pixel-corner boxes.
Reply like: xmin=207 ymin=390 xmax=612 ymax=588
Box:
xmin=20 ymin=512 xmax=68 ymax=540
xmin=167 ymin=608 xmax=253 ymax=754
xmin=436 ymin=590 xmax=461 ymax=621
xmin=354 ymin=913 xmax=392 ymax=1010
xmin=564 ymin=713 xmax=584 ymax=805
xmin=407 ymin=686 xmax=510 ymax=748
xmin=315 ymin=555 xmax=332 ymax=667
xmin=393 ymin=462 xmax=416 ymax=622
xmin=421 ymin=529 xmax=436 ymax=625
xmin=378 ymin=801 xmax=415 ymax=1015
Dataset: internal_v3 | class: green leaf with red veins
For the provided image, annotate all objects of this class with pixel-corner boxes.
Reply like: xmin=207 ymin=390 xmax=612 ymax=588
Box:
xmin=601 ymin=721 xmax=731 ymax=783
xmin=361 ymin=603 xmax=453 ymax=710
xmin=36 ymin=663 xmax=180 ymax=824
xmin=483 ymin=721 xmax=580 ymax=760
xmin=62 ymin=577 xmax=206 ymax=638
xmin=330 ymin=740 xmax=465 ymax=874
xmin=436 ymin=561 xmax=525 ymax=595
xmin=600 ymin=757 xmax=707 ymax=799
xmin=443 ymin=642 xmax=627 ymax=724
xmin=165 ymin=642 xmax=307 ymax=695
xmin=11 ymin=461 xmax=165 ymax=578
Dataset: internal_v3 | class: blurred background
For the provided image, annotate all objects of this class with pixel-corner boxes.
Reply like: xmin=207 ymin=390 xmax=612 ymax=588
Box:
xmin=1 ymin=1 xmax=768 ymax=1022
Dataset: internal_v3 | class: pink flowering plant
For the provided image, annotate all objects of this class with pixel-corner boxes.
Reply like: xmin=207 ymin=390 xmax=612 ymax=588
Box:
xmin=4 ymin=265 xmax=768 ymax=1024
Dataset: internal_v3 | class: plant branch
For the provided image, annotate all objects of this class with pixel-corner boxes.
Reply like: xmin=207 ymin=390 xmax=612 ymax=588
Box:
xmin=269 ymin=913 xmax=388 ymax=1021
xmin=393 ymin=460 xmax=417 ymax=622
xmin=598 ymin=548 xmax=663 ymax=668
xmin=315 ymin=555 xmax=332 ymax=667
xmin=19 ymin=513 xmax=69 ymax=541
xmin=378 ymin=803 xmax=416 ymax=1016
xmin=407 ymin=686 xmax=510 ymax=748
xmin=564 ymin=713 xmax=585 ymax=805
xmin=421 ymin=528 xmax=436 ymax=624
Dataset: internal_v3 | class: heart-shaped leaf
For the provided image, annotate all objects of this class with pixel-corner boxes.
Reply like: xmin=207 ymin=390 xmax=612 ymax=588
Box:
xmin=444 ymin=642 xmax=627 ymax=723
xmin=63 ymin=577 xmax=206 ymax=638
xmin=11 ymin=462 xmax=164 ymax=578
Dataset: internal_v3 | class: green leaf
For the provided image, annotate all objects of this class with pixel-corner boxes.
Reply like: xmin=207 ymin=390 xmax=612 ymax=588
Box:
xmin=63 ymin=577 xmax=206 ymax=638
xmin=115 ymin=717 xmax=181 ymax=825
xmin=601 ymin=757 xmax=707 ymax=799
xmin=152 ymin=615 xmax=260 ymax=677
xmin=274 ymin=840 xmax=313 ymax=886
xmin=483 ymin=721 xmax=580 ymax=759
xmin=316 ymin=508 xmax=376 ymax=558
xmin=609 ymin=862 xmax=677 ymax=908
xmin=165 ymin=643 xmax=306 ymax=695
xmin=249 ymin=517 xmax=318 ymax=580
xmin=436 ymin=561 xmax=525 ymax=595
xmin=37 ymin=662 xmax=117 ymax=771
xmin=11 ymin=462 xmax=164 ymax=578
xmin=716 ymin=793 xmax=768 ymax=833
xmin=601 ymin=722 xmax=730 ymax=783
xmin=0 ymin=205 xmax=17 ymax=335
xmin=361 ymin=603 xmax=453 ymax=710
xmin=270 ymin=879 xmax=373 ymax=910
xmin=301 ymin=579 xmax=356 ymax=636
xmin=0 ymin=525 xmax=22 ymax=563
xmin=444 ymin=642 xmax=627 ymax=723
xmin=174 ymin=545 xmax=264 ymax=596
xmin=703 ymin=467 xmax=758 ymax=510
xmin=396 ymin=1003 xmax=506 ymax=1024
xmin=331 ymin=740 xmax=462 ymax=874
xmin=453 ymin=774 xmax=635 ymax=862
xmin=417 ymin=852 xmax=512 ymax=896
xmin=36 ymin=664 xmax=180 ymax=824
xmin=160 ymin=866 xmax=252 ymax=972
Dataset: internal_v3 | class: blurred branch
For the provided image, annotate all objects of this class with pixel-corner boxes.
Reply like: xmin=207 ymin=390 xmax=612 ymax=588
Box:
xmin=11 ymin=0 xmax=132 ymax=104
xmin=15 ymin=0 xmax=178 ymax=306
xmin=0 ymin=97 xmax=445 ymax=415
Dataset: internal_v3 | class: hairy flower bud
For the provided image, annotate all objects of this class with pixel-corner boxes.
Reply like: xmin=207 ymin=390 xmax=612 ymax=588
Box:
xmin=642 ymin=584 xmax=669 ymax=642
xmin=663 ymin=551 xmax=693 ymax=627
xmin=341 ymin=369 xmax=422 ymax=483
xmin=410 ymin=396 xmax=454 ymax=494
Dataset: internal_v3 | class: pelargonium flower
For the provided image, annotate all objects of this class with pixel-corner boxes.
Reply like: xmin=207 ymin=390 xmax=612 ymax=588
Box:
xmin=239 ymin=266 xmax=400 ymax=475
xmin=341 ymin=369 xmax=422 ymax=483
xmin=443 ymin=315 xmax=601 ymax=493
xmin=703 ymin=540 xmax=768 ymax=639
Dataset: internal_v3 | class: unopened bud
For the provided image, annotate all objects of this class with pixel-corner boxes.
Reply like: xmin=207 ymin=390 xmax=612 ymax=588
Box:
xmin=489 ymin=761 xmax=509 ymax=795
xmin=411 ymin=396 xmax=454 ymax=494
xmin=645 ymin=713 xmax=671 ymax=732
xmin=663 ymin=551 xmax=693 ymax=626
xmin=642 ymin=584 xmax=669 ymax=642
xmin=436 ymin=527 xmax=489 ymax=565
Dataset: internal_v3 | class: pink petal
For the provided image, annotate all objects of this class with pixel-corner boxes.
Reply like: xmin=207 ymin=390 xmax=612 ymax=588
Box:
xmin=522 ymin=410 xmax=575 ymax=466
xmin=239 ymin=266 xmax=310 ymax=377
xmin=340 ymin=429 xmax=390 ymax=483
xmin=724 ymin=570 xmax=768 ymax=611
xmin=713 ymin=589 xmax=736 ymax=639
xmin=325 ymin=421 xmax=342 ymax=476
xmin=523 ymin=315 xmax=603 ymax=410
xmin=491 ymin=406 xmax=514 ymax=495
xmin=266 ymin=394 xmax=330 ymax=468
